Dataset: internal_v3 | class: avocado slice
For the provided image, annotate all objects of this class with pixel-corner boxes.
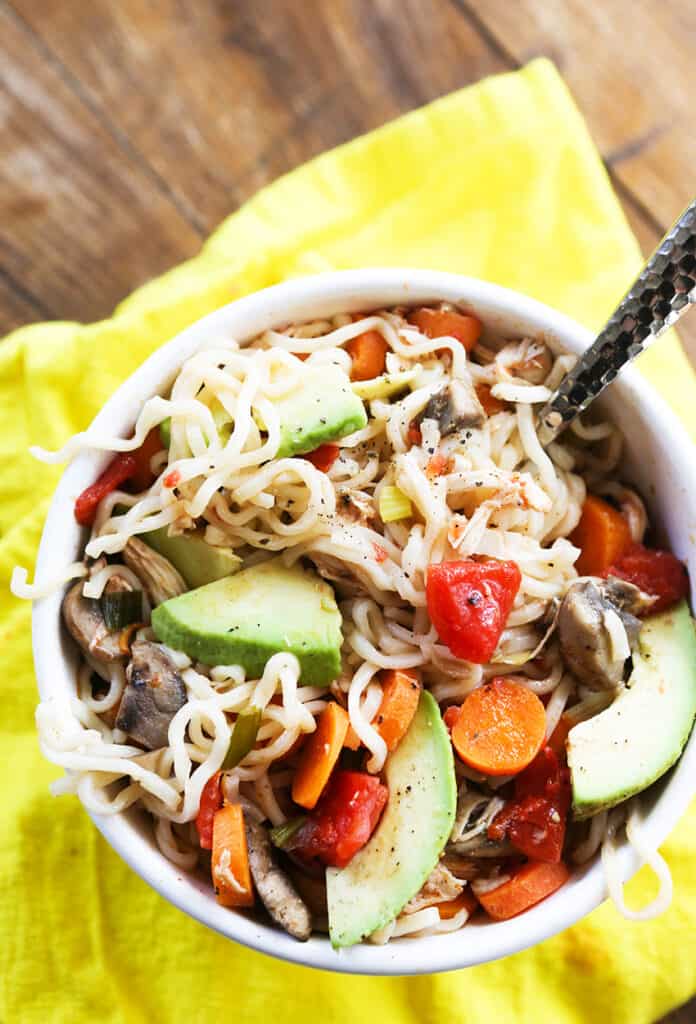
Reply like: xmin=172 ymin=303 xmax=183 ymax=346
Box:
xmin=326 ymin=690 xmax=456 ymax=948
xmin=151 ymin=558 xmax=342 ymax=686
xmin=568 ymin=600 xmax=696 ymax=819
xmin=274 ymin=364 xmax=367 ymax=457
xmin=142 ymin=527 xmax=241 ymax=589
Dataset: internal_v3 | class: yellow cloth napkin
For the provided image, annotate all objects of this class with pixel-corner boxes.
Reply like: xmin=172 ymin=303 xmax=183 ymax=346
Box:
xmin=2 ymin=57 xmax=695 ymax=1024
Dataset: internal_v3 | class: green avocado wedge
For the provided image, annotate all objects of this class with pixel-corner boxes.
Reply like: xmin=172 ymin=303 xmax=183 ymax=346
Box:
xmin=142 ymin=527 xmax=241 ymax=589
xmin=151 ymin=557 xmax=342 ymax=686
xmin=568 ymin=600 xmax=696 ymax=819
xmin=326 ymin=690 xmax=456 ymax=948
xmin=274 ymin=364 xmax=367 ymax=457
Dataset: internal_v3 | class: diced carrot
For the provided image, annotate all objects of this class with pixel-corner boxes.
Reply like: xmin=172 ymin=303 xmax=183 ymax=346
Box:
xmin=548 ymin=713 xmax=573 ymax=758
xmin=476 ymin=860 xmax=570 ymax=921
xmin=476 ymin=383 xmax=507 ymax=416
xmin=569 ymin=494 xmax=633 ymax=577
xmin=291 ymin=703 xmax=349 ymax=810
xmin=344 ymin=724 xmax=362 ymax=751
xmin=408 ymin=308 xmax=482 ymax=352
xmin=346 ymin=330 xmax=389 ymax=381
xmin=438 ymin=888 xmax=479 ymax=920
xmin=375 ymin=669 xmax=422 ymax=752
xmin=211 ymin=804 xmax=254 ymax=908
xmin=450 ymin=678 xmax=546 ymax=777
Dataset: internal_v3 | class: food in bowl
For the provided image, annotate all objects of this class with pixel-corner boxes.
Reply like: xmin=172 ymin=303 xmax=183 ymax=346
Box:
xmin=14 ymin=301 xmax=695 ymax=948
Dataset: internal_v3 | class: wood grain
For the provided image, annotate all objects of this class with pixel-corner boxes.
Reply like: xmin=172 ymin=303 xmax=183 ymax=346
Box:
xmin=462 ymin=0 xmax=696 ymax=228
xmin=0 ymin=2 xmax=201 ymax=332
xmin=8 ymin=0 xmax=505 ymax=234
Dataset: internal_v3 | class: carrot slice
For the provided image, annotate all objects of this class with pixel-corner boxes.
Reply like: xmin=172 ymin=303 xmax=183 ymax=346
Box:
xmin=569 ymin=494 xmax=632 ymax=576
xmin=450 ymin=678 xmax=546 ymax=776
xmin=476 ymin=383 xmax=507 ymax=416
xmin=211 ymin=804 xmax=254 ymax=908
xmin=408 ymin=308 xmax=482 ymax=352
xmin=292 ymin=702 xmax=349 ymax=809
xmin=438 ymin=888 xmax=479 ymax=920
xmin=346 ymin=330 xmax=388 ymax=381
xmin=375 ymin=668 xmax=422 ymax=752
xmin=344 ymin=723 xmax=362 ymax=751
xmin=476 ymin=861 xmax=570 ymax=921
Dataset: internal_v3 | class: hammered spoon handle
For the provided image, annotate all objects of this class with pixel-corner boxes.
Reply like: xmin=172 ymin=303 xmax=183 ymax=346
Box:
xmin=538 ymin=199 xmax=696 ymax=447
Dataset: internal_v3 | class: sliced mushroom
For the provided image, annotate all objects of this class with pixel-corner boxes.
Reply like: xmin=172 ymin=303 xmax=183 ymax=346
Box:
xmin=558 ymin=578 xmax=646 ymax=691
xmin=416 ymin=379 xmax=485 ymax=435
xmin=115 ymin=640 xmax=187 ymax=749
xmin=123 ymin=537 xmax=187 ymax=606
xmin=244 ymin=817 xmax=312 ymax=941
xmin=62 ymin=581 xmax=125 ymax=662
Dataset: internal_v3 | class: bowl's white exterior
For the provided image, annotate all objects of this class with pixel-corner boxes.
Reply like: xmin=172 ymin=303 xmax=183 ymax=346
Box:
xmin=31 ymin=269 xmax=696 ymax=975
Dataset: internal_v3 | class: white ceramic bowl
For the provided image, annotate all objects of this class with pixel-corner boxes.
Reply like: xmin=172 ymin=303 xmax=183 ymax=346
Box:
xmin=32 ymin=269 xmax=696 ymax=975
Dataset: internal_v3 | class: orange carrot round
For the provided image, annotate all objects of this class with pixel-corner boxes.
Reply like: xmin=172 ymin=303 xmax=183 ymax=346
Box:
xmin=346 ymin=330 xmax=388 ymax=380
xmin=570 ymin=494 xmax=632 ymax=576
xmin=375 ymin=668 xmax=421 ymax=752
xmin=438 ymin=888 xmax=479 ymax=920
xmin=476 ymin=860 xmax=570 ymax=920
xmin=408 ymin=308 xmax=482 ymax=352
xmin=450 ymin=678 xmax=546 ymax=776
xmin=212 ymin=803 xmax=254 ymax=908
xmin=292 ymin=702 xmax=349 ymax=809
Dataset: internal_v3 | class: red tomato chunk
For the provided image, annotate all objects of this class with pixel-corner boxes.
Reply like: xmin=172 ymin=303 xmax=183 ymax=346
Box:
xmin=74 ymin=453 xmax=138 ymax=526
xmin=426 ymin=559 xmax=522 ymax=663
xmin=606 ymin=543 xmax=689 ymax=614
xmin=303 ymin=443 xmax=341 ymax=473
xmin=74 ymin=429 xmax=162 ymax=526
xmin=290 ymin=770 xmax=388 ymax=869
xmin=488 ymin=747 xmax=571 ymax=863
xmin=196 ymin=772 xmax=222 ymax=850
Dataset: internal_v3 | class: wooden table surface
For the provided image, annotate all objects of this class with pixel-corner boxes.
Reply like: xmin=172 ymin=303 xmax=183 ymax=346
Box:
xmin=1 ymin=1 xmax=693 ymax=1018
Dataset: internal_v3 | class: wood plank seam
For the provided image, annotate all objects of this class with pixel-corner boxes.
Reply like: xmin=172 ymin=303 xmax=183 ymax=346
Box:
xmin=450 ymin=0 xmax=669 ymax=238
xmin=4 ymin=0 xmax=208 ymax=239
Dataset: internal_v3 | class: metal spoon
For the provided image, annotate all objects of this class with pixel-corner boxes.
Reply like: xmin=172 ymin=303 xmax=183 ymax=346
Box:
xmin=537 ymin=199 xmax=696 ymax=448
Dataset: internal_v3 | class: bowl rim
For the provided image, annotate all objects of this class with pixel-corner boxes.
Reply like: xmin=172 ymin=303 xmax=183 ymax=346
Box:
xmin=31 ymin=268 xmax=696 ymax=975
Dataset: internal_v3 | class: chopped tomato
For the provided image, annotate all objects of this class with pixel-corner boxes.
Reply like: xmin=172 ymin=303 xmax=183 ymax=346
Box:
xmin=196 ymin=771 xmax=222 ymax=850
xmin=289 ymin=770 xmax=388 ymax=868
xmin=488 ymin=747 xmax=571 ymax=863
xmin=443 ymin=705 xmax=461 ymax=731
xmin=407 ymin=422 xmax=422 ymax=447
xmin=408 ymin=308 xmax=482 ymax=352
xmin=129 ymin=428 xmax=162 ymax=491
xmin=606 ymin=543 xmax=689 ymax=613
xmin=303 ymin=443 xmax=341 ymax=473
xmin=426 ymin=453 xmax=452 ymax=478
xmin=426 ymin=559 xmax=522 ymax=663
xmin=163 ymin=469 xmax=181 ymax=489
xmin=373 ymin=543 xmax=388 ymax=563
xmin=74 ymin=453 xmax=137 ymax=526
